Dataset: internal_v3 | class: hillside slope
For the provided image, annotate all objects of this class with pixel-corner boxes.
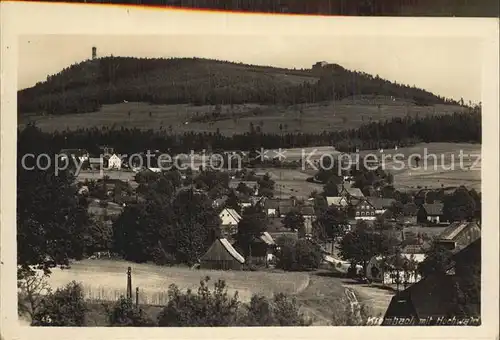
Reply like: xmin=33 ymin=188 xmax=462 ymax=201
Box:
xmin=18 ymin=57 xmax=459 ymax=116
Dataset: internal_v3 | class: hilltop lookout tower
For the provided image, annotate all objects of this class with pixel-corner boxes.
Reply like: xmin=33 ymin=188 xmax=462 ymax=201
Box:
xmin=92 ymin=46 xmax=97 ymax=60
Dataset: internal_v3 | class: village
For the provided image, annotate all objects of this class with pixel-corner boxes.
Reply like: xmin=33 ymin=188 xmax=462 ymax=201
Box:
xmin=49 ymin=142 xmax=482 ymax=324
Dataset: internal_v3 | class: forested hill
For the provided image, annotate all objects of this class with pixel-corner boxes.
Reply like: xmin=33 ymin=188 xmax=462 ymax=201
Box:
xmin=18 ymin=57 xmax=460 ymax=116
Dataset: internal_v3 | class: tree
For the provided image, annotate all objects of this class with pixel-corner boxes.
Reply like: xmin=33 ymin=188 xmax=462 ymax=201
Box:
xmin=276 ymin=237 xmax=323 ymax=271
xmin=339 ymin=229 xmax=393 ymax=276
xmin=418 ymin=242 xmax=454 ymax=278
xmin=314 ymin=206 xmax=349 ymax=242
xmin=172 ymin=189 xmax=222 ymax=265
xmin=83 ymin=218 xmax=113 ymax=256
xmin=225 ymin=190 xmax=241 ymax=214
xmin=31 ymin=281 xmax=87 ymax=326
xmin=258 ymin=175 xmax=275 ymax=198
xmin=236 ymin=182 xmax=253 ymax=196
xmin=322 ymin=179 xmax=340 ymax=196
xmin=443 ymin=186 xmax=476 ymax=221
xmin=17 ymin=268 xmax=52 ymax=320
xmin=107 ymin=296 xmax=156 ymax=326
xmin=17 ymin=127 xmax=90 ymax=273
xmin=157 ymin=277 xmax=240 ymax=327
xmin=236 ymin=206 xmax=267 ymax=256
xmin=282 ymin=210 xmax=305 ymax=231
xmin=271 ymin=293 xmax=311 ymax=326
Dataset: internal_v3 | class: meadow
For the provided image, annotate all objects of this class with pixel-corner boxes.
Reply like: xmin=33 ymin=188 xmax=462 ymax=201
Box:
xmin=40 ymin=259 xmax=370 ymax=326
xmin=19 ymin=100 xmax=465 ymax=136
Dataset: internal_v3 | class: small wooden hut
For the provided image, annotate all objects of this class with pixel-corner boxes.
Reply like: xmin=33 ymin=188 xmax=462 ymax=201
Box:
xmin=200 ymin=238 xmax=245 ymax=270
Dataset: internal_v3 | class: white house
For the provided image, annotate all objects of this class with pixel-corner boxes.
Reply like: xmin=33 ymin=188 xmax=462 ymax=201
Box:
xmin=106 ymin=154 xmax=122 ymax=170
xmin=219 ymin=208 xmax=242 ymax=237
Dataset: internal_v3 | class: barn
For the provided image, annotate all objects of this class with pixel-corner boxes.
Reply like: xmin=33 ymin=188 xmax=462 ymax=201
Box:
xmin=200 ymin=238 xmax=245 ymax=270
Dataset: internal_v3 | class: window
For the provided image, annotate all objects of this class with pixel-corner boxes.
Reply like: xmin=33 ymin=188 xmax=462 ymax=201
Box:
xmin=361 ymin=212 xmax=365 ymax=216
xmin=356 ymin=212 xmax=360 ymax=216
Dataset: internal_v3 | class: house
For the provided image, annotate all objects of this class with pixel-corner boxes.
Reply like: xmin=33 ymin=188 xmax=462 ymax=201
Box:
xmin=337 ymin=184 xmax=364 ymax=199
xmin=366 ymin=253 xmax=424 ymax=285
xmin=326 ymin=196 xmax=349 ymax=208
xmin=352 ymin=198 xmax=377 ymax=221
xmin=59 ymin=149 xmax=89 ymax=163
xmin=313 ymin=61 xmax=329 ymax=68
xmin=365 ymin=197 xmax=396 ymax=215
xmin=264 ymin=198 xmax=280 ymax=217
xmin=382 ymin=239 xmax=481 ymax=325
xmin=435 ymin=221 xmax=481 ymax=253
xmin=233 ymin=232 xmax=276 ymax=266
xmin=104 ymin=154 xmax=122 ymax=170
xmin=417 ymin=202 xmax=445 ymax=224
xmin=219 ymin=208 xmax=242 ymax=237
xmin=199 ymin=238 xmax=245 ymax=270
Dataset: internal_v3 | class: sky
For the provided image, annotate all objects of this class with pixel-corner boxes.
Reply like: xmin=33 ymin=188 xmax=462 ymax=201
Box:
xmin=18 ymin=34 xmax=483 ymax=103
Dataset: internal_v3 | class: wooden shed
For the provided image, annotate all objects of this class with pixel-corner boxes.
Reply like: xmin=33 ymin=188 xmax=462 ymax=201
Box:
xmin=200 ymin=238 xmax=245 ymax=270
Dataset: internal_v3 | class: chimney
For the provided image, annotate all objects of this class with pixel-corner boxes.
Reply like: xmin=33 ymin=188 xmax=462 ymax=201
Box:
xmin=92 ymin=46 xmax=97 ymax=60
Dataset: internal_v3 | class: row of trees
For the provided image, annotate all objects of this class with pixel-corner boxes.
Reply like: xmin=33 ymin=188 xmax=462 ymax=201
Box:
xmin=18 ymin=57 xmax=461 ymax=115
xmin=19 ymin=110 xmax=480 ymax=159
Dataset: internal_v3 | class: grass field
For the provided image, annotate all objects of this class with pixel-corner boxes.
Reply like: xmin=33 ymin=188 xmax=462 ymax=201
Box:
xmin=46 ymin=259 xmax=310 ymax=304
xmin=364 ymin=142 xmax=482 ymax=192
xmin=19 ymin=101 xmax=465 ymax=135
xmin=38 ymin=259 xmax=366 ymax=326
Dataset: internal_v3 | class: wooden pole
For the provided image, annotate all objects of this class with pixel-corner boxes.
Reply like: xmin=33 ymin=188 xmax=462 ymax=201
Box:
xmin=126 ymin=267 xmax=132 ymax=300
xmin=135 ymin=287 xmax=139 ymax=308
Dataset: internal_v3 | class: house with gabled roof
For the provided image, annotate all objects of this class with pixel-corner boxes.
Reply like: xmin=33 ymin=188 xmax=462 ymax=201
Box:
xmin=200 ymin=238 xmax=245 ymax=270
xmin=365 ymin=197 xmax=396 ymax=215
xmin=417 ymin=202 xmax=446 ymax=225
xmin=337 ymin=183 xmax=364 ymax=199
xmin=219 ymin=208 xmax=242 ymax=237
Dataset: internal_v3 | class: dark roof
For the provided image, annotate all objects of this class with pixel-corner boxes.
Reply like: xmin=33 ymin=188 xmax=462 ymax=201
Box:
xmin=384 ymin=238 xmax=481 ymax=321
xmin=264 ymin=198 xmax=281 ymax=210
xmin=366 ymin=197 xmax=396 ymax=210
xmin=384 ymin=274 xmax=459 ymax=320
xmin=421 ymin=203 xmax=444 ymax=216
xmin=229 ymin=180 xmax=258 ymax=189
xmin=200 ymin=239 xmax=245 ymax=264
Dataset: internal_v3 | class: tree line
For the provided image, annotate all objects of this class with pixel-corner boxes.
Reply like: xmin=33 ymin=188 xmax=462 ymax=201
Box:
xmin=18 ymin=56 xmax=461 ymax=115
xmin=19 ymin=110 xmax=480 ymax=158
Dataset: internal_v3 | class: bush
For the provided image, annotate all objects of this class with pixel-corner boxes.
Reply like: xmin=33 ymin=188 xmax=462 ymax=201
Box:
xmin=31 ymin=281 xmax=87 ymax=326
xmin=107 ymin=296 xmax=156 ymax=326
xmin=242 ymin=293 xmax=312 ymax=326
xmin=331 ymin=300 xmax=375 ymax=326
xmin=157 ymin=276 xmax=240 ymax=327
